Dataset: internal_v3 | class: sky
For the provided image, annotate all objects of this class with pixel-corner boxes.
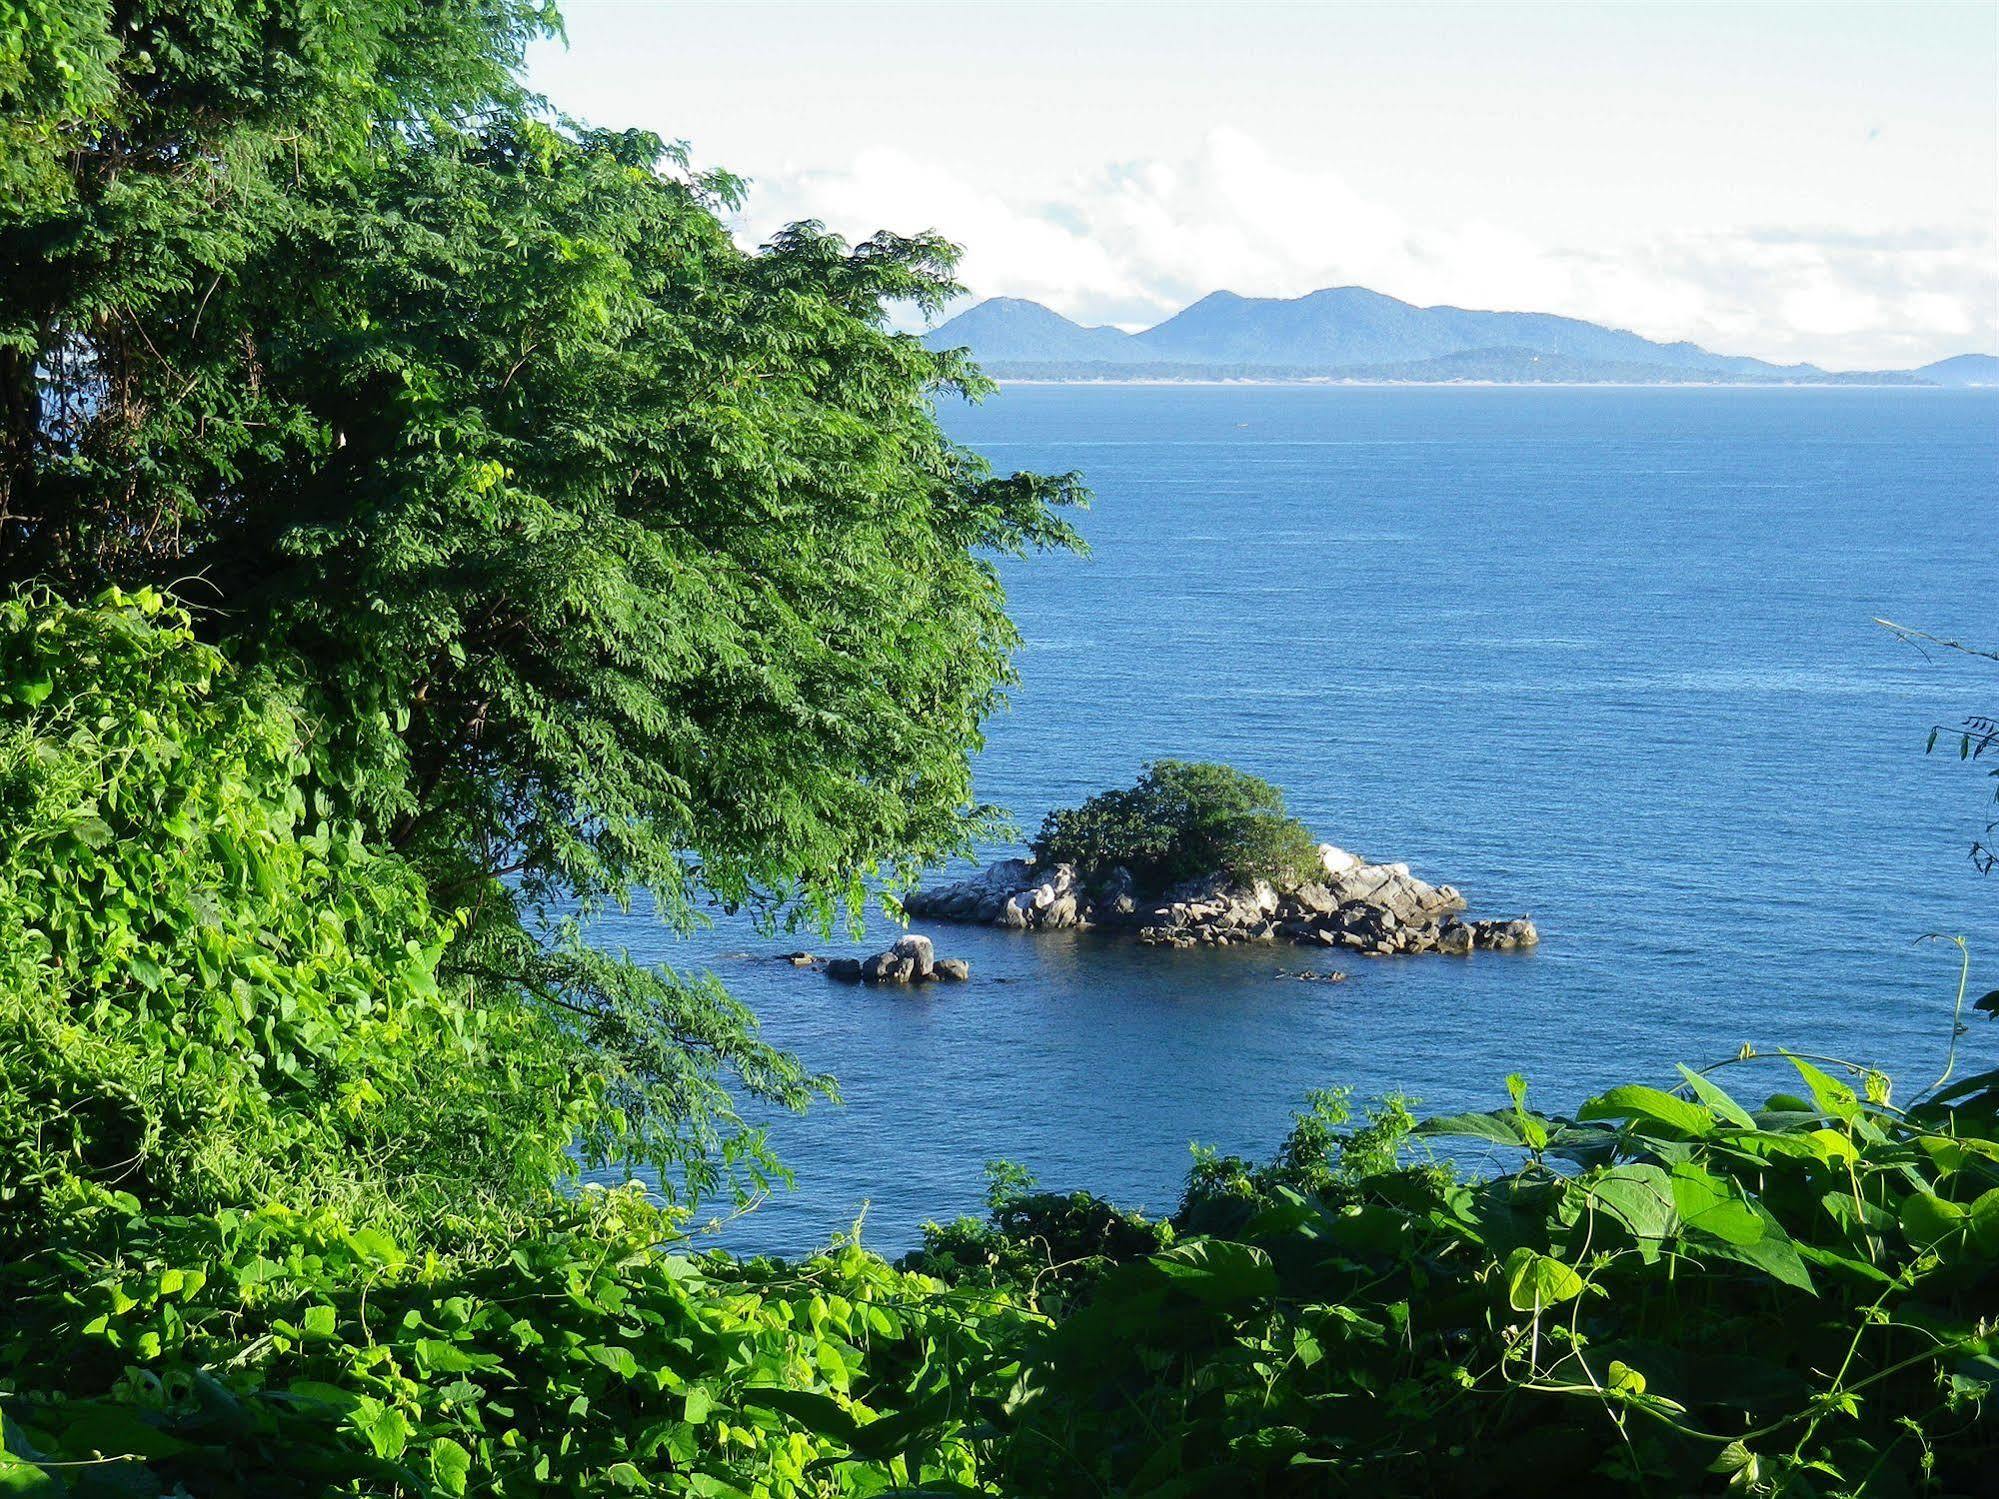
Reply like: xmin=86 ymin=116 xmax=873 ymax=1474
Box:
xmin=526 ymin=1 xmax=1999 ymax=369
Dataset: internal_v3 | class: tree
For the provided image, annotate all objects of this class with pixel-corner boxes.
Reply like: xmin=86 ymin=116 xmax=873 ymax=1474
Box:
xmin=1033 ymin=759 xmax=1321 ymax=893
xmin=0 ymin=4 xmax=1085 ymax=1199
xmin=1 ymin=0 xmax=552 ymax=565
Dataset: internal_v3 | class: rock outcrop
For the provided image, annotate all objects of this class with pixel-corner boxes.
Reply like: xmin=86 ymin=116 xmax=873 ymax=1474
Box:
xmin=903 ymin=842 xmax=1536 ymax=958
xmin=825 ymin=933 xmax=971 ymax=986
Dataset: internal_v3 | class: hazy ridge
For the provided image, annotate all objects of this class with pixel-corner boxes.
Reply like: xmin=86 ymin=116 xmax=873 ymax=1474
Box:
xmin=924 ymin=288 xmax=1999 ymax=386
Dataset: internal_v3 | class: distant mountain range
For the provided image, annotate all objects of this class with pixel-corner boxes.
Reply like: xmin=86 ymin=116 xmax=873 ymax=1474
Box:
xmin=922 ymin=288 xmax=1999 ymax=386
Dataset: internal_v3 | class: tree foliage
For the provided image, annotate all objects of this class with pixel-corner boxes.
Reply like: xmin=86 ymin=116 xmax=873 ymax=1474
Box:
xmin=2 ymin=0 xmax=553 ymax=536
xmin=0 ymin=589 xmax=818 ymax=1248
xmin=1033 ymin=759 xmax=1323 ymax=892
xmin=1 ymin=0 xmax=1084 ymax=1198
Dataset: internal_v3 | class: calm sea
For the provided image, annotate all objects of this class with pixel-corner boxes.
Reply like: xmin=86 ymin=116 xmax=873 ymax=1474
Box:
xmin=589 ymin=385 xmax=1999 ymax=1257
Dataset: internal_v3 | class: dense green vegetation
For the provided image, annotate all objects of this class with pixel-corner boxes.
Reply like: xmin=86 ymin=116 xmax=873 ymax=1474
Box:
xmin=914 ymin=1076 xmax=1999 ymax=1495
xmin=1 ymin=0 xmax=1082 ymax=1199
xmin=7 ymin=594 xmax=1992 ymax=1495
xmin=2 ymin=4 xmax=1994 ymax=1495
xmin=1031 ymin=759 xmax=1324 ymax=892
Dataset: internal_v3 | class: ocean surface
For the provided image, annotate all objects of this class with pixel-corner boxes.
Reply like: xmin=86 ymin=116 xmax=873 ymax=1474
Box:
xmin=587 ymin=385 xmax=1999 ymax=1258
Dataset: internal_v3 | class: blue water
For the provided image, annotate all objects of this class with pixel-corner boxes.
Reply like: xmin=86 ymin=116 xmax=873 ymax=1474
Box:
xmin=590 ymin=386 xmax=1999 ymax=1257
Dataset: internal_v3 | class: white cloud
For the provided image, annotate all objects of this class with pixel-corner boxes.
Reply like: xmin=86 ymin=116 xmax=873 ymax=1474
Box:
xmin=731 ymin=129 xmax=1997 ymax=369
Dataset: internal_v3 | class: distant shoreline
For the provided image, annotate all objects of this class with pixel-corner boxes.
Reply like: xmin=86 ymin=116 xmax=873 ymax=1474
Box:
xmin=990 ymin=377 xmax=1988 ymax=390
xmin=928 ymin=290 xmax=1998 ymax=388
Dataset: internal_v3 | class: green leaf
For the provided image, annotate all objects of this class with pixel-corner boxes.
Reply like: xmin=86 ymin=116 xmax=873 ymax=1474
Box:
xmin=1710 ymin=1440 xmax=1761 ymax=1486
xmin=67 ymin=814 xmax=114 ymax=850
xmin=1149 ymin=1240 xmax=1278 ymax=1303
xmin=1899 ymin=1192 xmax=1967 ymax=1246
xmin=1671 ymin=1163 xmax=1814 ymax=1291
xmin=1506 ymin=1074 xmax=1550 ymax=1150
xmin=741 ymin=1387 xmax=861 ymax=1445
xmin=345 ymin=1229 xmax=404 ymax=1267
xmin=1578 ymin=1084 xmax=1714 ymax=1138
xmin=585 ymin=1344 xmax=639 ymax=1380
xmin=430 ymin=1437 xmax=472 ymax=1496
xmin=1784 ymin=1055 xmax=1861 ymax=1124
xmin=1971 ymin=1188 xmax=1999 ymax=1254
xmin=286 ymin=1379 xmax=362 ymax=1411
xmin=1675 ymin=1066 xmax=1758 ymax=1129
xmin=1670 ymin=1163 xmax=1763 ymax=1245
xmin=1606 ymin=1359 xmax=1647 ymax=1395
xmin=1580 ymin=1164 xmax=1677 ymax=1252
xmin=1413 ymin=1111 xmax=1526 ymax=1147
xmin=416 ymin=1337 xmax=498 ymax=1374
xmin=351 ymin=1402 xmax=410 ymax=1460
xmin=1503 ymin=1247 xmax=1586 ymax=1311
xmin=45 ymin=1404 xmax=194 ymax=1460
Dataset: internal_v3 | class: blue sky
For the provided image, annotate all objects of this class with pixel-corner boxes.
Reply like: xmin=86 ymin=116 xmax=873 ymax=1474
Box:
xmin=527 ymin=2 xmax=1998 ymax=368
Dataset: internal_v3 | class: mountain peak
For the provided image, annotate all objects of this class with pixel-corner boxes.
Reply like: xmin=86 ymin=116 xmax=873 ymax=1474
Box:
xmin=1301 ymin=284 xmax=1410 ymax=306
xmin=1914 ymin=353 xmax=1999 ymax=386
xmin=924 ymin=296 xmax=1135 ymax=362
xmin=924 ymin=288 xmax=1967 ymax=383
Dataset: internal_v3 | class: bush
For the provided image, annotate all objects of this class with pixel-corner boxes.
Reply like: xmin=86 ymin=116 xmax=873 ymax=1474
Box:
xmin=902 ymin=1163 xmax=1175 ymax=1313
xmin=1031 ymin=759 xmax=1323 ymax=892
xmin=936 ymin=1057 xmax=1999 ymax=1497
xmin=2 ymin=1188 xmax=1035 ymax=1497
xmin=0 ymin=588 xmax=595 ymax=1252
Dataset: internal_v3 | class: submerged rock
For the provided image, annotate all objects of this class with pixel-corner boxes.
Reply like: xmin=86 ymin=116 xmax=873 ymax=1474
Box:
xmin=1471 ymin=917 xmax=1539 ymax=951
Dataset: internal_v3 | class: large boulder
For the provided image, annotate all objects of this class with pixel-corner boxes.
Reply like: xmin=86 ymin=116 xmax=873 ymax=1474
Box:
xmin=988 ymin=857 xmax=1037 ymax=886
xmin=1289 ymin=881 xmax=1340 ymax=916
xmin=830 ymin=935 xmax=969 ymax=986
xmin=1324 ymin=864 xmax=1394 ymax=904
xmin=1041 ymin=893 xmax=1081 ymax=928
xmin=905 ymin=857 xmax=1035 ymax=917
xmin=1162 ymin=871 xmax=1233 ymax=906
xmin=862 ymin=950 xmax=916 ymax=983
xmin=890 ymin=933 xmax=935 ymax=978
xmin=1426 ymin=883 xmax=1469 ymax=915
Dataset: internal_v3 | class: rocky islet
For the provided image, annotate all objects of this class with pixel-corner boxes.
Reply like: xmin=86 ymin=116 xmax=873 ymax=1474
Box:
xmin=901 ymin=842 xmax=1537 ymax=958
